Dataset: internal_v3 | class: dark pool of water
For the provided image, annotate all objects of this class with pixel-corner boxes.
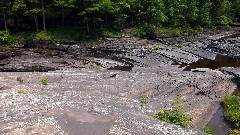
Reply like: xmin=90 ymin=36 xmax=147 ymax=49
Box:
xmin=184 ymin=53 xmax=240 ymax=135
xmin=206 ymin=85 xmax=240 ymax=135
xmin=183 ymin=55 xmax=240 ymax=71
xmin=108 ymin=65 xmax=133 ymax=71
xmin=207 ymin=106 xmax=232 ymax=135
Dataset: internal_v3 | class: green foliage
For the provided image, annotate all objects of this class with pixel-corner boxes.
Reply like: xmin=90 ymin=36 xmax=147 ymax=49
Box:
xmin=0 ymin=0 xmax=12 ymax=16
xmin=230 ymin=129 xmax=240 ymax=135
xmin=139 ymin=95 xmax=148 ymax=104
xmin=211 ymin=0 xmax=232 ymax=25
xmin=33 ymin=31 xmax=53 ymax=40
xmin=132 ymin=24 xmax=159 ymax=38
xmin=202 ymin=127 xmax=215 ymax=135
xmin=0 ymin=31 xmax=15 ymax=47
xmin=153 ymin=97 xmax=192 ymax=127
xmin=1 ymin=0 xmax=240 ymax=39
xmin=223 ymin=95 xmax=240 ymax=130
xmin=24 ymin=0 xmax=41 ymax=16
xmin=89 ymin=64 xmax=101 ymax=69
xmin=231 ymin=0 xmax=240 ymax=22
xmin=197 ymin=0 xmax=212 ymax=27
xmin=16 ymin=77 xmax=24 ymax=84
xmin=13 ymin=27 xmax=96 ymax=42
xmin=18 ymin=89 xmax=26 ymax=94
xmin=41 ymin=77 xmax=49 ymax=85
xmin=153 ymin=45 xmax=160 ymax=50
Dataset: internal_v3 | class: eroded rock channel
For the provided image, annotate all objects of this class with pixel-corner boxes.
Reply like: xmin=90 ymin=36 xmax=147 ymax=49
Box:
xmin=0 ymin=29 xmax=240 ymax=135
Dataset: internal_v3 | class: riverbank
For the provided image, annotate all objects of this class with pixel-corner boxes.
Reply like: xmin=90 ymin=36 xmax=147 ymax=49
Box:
xmin=0 ymin=28 xmax=240 ymax=134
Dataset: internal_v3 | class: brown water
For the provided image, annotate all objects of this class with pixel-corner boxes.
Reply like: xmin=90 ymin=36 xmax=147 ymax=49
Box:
xmin=184 ymin=54 xmax=240 ymax=135
xmin=183 ymin=55 xmax=240 ymax=71
xmin=187 ymin=33 xmax=240 ymax=134
xmin=108 ymin=65 xmax=133 ymax=71
xmin=233 ymin=86 xmax=240 ymax=96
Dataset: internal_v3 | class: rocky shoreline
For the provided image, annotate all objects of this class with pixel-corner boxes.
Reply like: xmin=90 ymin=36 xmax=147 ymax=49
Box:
xmin=0 ymin=28 xmax=240 ymax=135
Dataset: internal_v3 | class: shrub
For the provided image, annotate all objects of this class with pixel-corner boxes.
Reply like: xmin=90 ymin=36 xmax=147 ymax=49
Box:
xmin=202 ymin=127 xmax=215 ymax=135
xmin=18 ymin=89 xmax=26 ymax=94
xmin=230 ymin=129 xmax=240 ymax=135
xmin=132 ymin=24 xmax=158 ymax=39
xmin=139 ymin=95 xmax=148 ymax=104
xmin=89 ymin=64 xmax=101 ymax=69
xmin=0 ymin=31 xmax=15 ymax=47
xmin=33 ymin=31 xmax=53 ymax=40
xmin=153 ymin=97 xmax=192 ymax=127
xmin=223 ymin=95 xmax=240 ymax=130
xmin=41 ymin=77 xmax=49 ymax=85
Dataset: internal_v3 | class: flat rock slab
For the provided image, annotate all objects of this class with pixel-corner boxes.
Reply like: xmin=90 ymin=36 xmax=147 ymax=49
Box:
xmin=0 ymin=69 xmax=234 ymax=135
xmin=181 ymin=46 xmax=217 ymax=60
xmin=0 ymin=30 xmax=240 ymax=135
xmin=220 ymin=67 xmax=240 ymax=77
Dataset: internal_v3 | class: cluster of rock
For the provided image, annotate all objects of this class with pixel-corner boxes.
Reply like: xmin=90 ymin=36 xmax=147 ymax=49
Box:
xmin=0 ymin=29 xmax=240 ymax=134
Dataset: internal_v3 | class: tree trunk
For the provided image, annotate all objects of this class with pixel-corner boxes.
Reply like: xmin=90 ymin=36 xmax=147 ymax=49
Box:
xmin=86 ymin=20 xmax=89 ymax=33
xmin=3 ymin=14 xmax=7 ymax=30
xmin=52 ymin=18 xmax=54 ymax=28
xmin=57 ymin=19 xmax=59 ymax=27
xmin=105 ymin=14 xmax=108 ymax=23
xmin=20 ymin=18 xmax=23 ymax=29
xmin=74 ymin=16 xmax=77 ymax=26
xmin=14 ymin=17 xmax=18 ymax=30
xmin=34 ymin=14 xmax=39 ymax=31
xmin=41 ymin=0 xmax=46 ymax=31
xmin=132 ymin=16 xmax=134 ymax=27
xmin=61 ymin=5 xmax=64 ymax=27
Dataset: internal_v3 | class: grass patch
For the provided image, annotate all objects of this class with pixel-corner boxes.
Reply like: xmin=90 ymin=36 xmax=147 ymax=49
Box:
xmin=139 ymin=95 xmax=148 ymax=104
xmin=0 ymin=30 xmax=15 ymax=47
xmin=202 ymin=127 xmax=215 ymax=135
xmin=89 ymin=64 xmax=101 ymax=69
xmin=223 ymin=95 xmax=240 ymax=130
xmin=152 ymin=97 xmax=192 ymax=127
xmin=41 ymin=77 xmax=49 ymax=85
xmin=18 ymin=89 xmax=26 ymax=94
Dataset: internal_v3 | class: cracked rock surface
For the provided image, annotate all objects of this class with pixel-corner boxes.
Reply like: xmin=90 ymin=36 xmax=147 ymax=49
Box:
xmin=0 ymin=29 xmax=240 ymax=135
xmin=1 ymin=69 xmax=231 ymax=135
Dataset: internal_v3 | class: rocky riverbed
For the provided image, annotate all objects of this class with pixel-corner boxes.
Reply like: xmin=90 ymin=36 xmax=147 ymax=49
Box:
xmin=0 ymin=28 xmax=240 ymax=135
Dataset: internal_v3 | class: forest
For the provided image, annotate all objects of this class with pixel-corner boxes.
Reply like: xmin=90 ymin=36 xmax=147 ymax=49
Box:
xmin=0 ymin=0 xmax=240 ymax=41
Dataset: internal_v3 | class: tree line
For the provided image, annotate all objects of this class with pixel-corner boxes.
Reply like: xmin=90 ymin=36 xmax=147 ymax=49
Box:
xmin=0 ymin=0 xmax=239 ymax=33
